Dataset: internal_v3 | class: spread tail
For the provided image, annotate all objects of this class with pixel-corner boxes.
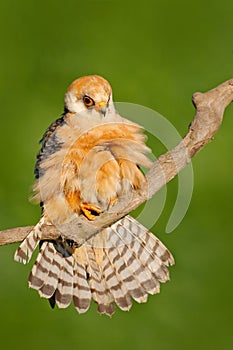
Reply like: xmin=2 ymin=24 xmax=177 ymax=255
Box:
xmin=14 ymin=215 xmax=174 ymax=315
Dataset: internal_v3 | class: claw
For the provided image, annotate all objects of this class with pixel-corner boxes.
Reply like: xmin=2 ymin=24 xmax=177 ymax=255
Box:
xmin=110 ymin=196 xmax=118 ymax=206
xmin=80 ymin=203 xmax=102 ymax=220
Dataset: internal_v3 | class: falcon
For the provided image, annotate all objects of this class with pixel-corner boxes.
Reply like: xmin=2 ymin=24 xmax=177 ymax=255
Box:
xmin=15 ymin=75 xmax=174 ymax=315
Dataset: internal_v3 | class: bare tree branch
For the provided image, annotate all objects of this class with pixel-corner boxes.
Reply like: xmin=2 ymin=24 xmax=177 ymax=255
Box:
xmin=1 ymin=78 xmax=233 ymax=246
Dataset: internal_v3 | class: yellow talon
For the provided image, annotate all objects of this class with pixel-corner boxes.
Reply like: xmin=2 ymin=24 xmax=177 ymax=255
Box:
xmin=80 ymin=203 xmax=102 ymax=221
xmin=110 ymin=197 xmax=118 ymax=206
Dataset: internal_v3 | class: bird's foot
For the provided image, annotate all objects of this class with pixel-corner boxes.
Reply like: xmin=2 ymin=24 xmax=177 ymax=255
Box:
xmin=80 ymin=203 xmax=102 ymax=220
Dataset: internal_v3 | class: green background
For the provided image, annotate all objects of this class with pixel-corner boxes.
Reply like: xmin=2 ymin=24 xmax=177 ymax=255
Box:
xmin=0 ymin=1 xmax=232 ymax=349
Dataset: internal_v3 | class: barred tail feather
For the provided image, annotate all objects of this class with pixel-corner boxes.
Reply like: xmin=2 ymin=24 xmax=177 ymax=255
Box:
xmin=85 ymin=245 xmax=115 ymax=316
xmin=107 ymin=242 xmax=148 ymax=304
xmin=36 ymin=243 xmax=61 ymax=298
xmin=115 ymin=216 xmax=173 ymax=283
xmin=14 ymin=218 xmax=45 ymax=264
xmin=28 ymin=241 xmax=54 ymax=291
xmin=14 ymin=215 xmax=174 ymax=315
xmin=73 ymin=261 xmax=91 ymax=313
xmin=55 ymin=255 xmax=74 ymax=308
xmin=102 ymin=248 xmax=132 ymax=311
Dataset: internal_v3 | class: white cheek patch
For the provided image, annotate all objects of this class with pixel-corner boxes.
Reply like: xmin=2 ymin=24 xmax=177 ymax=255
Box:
xmin=64 ymin=91 xmax=76 ymax=110
xmin=65 ymin=91 xmax=85 ymax=114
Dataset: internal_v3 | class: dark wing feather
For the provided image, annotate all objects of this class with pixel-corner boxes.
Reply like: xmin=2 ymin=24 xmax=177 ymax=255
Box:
xmin=34 ymin=115 xmax=66 ymax=179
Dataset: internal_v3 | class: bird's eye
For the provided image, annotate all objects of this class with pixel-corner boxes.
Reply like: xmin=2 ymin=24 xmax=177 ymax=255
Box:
xmin=83 ymin=95 xmax=95 ymax=108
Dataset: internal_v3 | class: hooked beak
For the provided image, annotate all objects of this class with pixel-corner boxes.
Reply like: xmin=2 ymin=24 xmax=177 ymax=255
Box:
xmin=95 ymin=101 xmax=107 ymax=116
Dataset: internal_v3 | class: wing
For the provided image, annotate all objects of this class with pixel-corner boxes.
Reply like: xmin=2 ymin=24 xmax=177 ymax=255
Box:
xmin=34 ymin=115 xmax=66 ymax=180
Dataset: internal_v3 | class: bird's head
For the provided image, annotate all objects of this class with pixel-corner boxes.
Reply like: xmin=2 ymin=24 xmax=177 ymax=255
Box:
xmin=64 ymin=75 xmax=115 ymax=119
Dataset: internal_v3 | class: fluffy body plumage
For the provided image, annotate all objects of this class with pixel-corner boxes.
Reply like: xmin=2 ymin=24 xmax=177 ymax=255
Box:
xmin=15 ymin=75 xmax=174 ymax=315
